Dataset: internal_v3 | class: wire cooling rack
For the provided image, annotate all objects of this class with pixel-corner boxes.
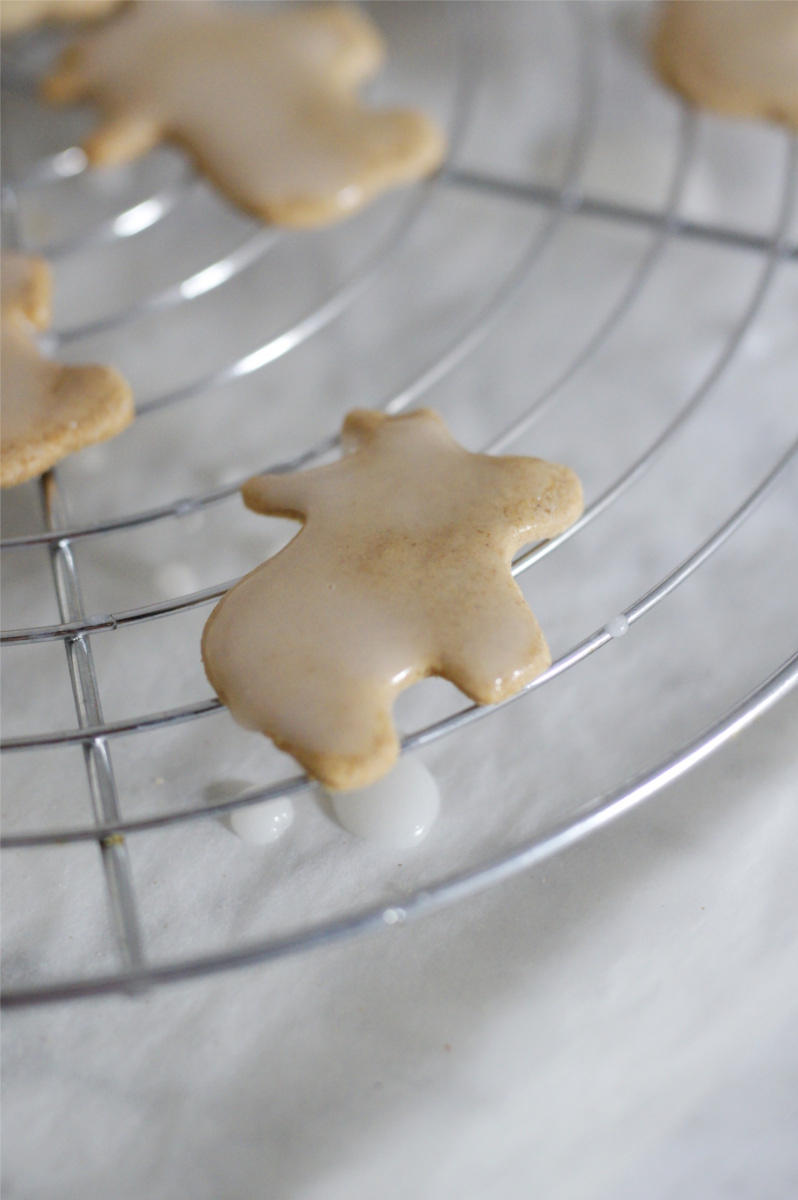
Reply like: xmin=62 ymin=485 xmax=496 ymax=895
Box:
xmin=2 ymin=2 xmax=797 ymax=1008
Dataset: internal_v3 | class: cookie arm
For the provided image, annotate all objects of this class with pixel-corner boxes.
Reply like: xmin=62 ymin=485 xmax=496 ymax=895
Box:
xmin=242 ymin=410 xmax=389 ymax=515
xmin=241 ymin=472 xmax=313 ymax=522
xmin=501 ymin=459 xmax=584 ymax=549
xmin=42 ymin=51 xmax=160 ymax=166
xmin=292 ymin=6 xmax=385 ymax=88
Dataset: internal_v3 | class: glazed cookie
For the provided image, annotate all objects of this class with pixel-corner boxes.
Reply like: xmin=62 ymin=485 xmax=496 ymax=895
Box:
xmin=0 ymin=1 xmax=121 ymax=36
xmin=654 ymin=1 xmax=798 ymax=131
xmin=42 ymin=2 xmax=447 ymax=227
xmin=202 ymin=409 xmax=583 ymax=791
xmin=1 ymin=251 xmax=133 ymax=487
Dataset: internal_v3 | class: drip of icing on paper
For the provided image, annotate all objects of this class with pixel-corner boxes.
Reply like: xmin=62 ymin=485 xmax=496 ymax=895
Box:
xmin=229 ymin=799 xmax=294 ymax=845
xmin=328 ymin=757 xmax=440 ymax=848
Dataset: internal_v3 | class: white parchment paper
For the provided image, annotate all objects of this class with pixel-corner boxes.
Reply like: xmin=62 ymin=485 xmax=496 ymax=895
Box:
xmin=2 ymin=4 xmax=797 ymax=1197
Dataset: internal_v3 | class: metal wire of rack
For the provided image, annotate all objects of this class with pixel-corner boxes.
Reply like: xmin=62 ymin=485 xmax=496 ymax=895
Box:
xmin=2 ymin=2 xmax=797 ymax=1008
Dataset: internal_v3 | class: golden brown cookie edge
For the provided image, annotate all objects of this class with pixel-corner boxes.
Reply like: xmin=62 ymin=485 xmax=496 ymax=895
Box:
xmin=0 ymin=363 xmax=134 ymax=488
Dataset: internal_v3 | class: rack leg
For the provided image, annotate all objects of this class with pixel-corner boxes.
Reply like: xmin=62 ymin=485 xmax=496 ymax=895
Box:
xmin=40 ymin=471 xmax=147 ymax=990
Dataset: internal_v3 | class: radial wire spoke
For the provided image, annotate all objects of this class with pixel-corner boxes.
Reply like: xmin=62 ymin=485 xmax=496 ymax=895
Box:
xmin=443 ymin=167 xmax=798 ymax=262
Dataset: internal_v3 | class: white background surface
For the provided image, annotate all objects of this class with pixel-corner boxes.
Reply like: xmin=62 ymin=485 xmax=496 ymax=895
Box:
xmin=2 ymin=3 xmax=798 ymax=1197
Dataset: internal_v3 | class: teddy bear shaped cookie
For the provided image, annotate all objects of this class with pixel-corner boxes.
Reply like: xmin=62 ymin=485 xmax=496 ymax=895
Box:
xmin=42 ymin=2 xmax=446 ymax=227
xmin=1 ymin=251 xmax=133 ymax=487
xmin=202 ymin=409 xmax=583 ymax=791
xmin=654 ymin=0 xmax=798 ymax=131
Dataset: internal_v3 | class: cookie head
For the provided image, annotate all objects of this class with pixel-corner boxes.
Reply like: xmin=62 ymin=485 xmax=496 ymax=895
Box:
xmin=1 ymin=251 xmax=134 ymax=488
xmin=42 ymin=2 xmax=447 ymax=226
xmin=654 ymin=0 xmax=798 ymax=131
xmin=202 ymin=409 xmax=583 ymax=791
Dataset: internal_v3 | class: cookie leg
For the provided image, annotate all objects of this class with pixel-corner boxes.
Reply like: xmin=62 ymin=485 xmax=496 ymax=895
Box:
xmin=83 ymin=110 xmax=161 ymax=167
xmin=281 ymin=691 xmax=400 ymax=793
xmin=437 ymin=593 xmax=552 ymax=706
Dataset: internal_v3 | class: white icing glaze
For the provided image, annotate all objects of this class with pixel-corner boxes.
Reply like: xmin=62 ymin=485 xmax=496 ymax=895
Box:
xmin=229 ymin=799 xmax=294 ymax=846
xmin=202 ymin=409 xmax=583 ymax=791
xmin=605 ymin=615 xmax=629 ymax=639
xmin=328 ymin=756 xmax=440 ymax=848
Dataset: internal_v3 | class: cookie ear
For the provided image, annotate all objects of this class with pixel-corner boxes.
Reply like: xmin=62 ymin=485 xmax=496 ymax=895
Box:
xmin=340 ymin=409 xmax=387 ymax=451
xmin=341 ymin=407 xmax=442 ymax=445
xmin=295 ymin=6 xmax=385 ymax=87
xmin=508 ymin=459 xmax=584 ymax=542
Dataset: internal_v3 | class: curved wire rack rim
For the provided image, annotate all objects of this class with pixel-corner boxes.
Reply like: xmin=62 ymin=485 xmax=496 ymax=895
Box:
xmin=47 ymin=226 xmax=283 ymax=348
xmin=34 ymin=166 xmax=198 ymax=261
xmin=4 ymin=647 xmax=797 ymax=1008
xmin=0 ymin=578 xmax=237 ymax=646
xmin=0 ymin=436 xmax=338 ymax=552
xmin=4 ymin=430 xmax=796 ymax=841
xmin=0 ymin=698 xmax=223 ymax=756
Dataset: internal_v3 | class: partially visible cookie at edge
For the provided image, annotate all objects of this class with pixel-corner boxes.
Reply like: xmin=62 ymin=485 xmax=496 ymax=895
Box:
xmin=653 ymin=0 xmax=798 ymax=131
xmin=41 ymin=1 xmax=446 ymax=228
xmin=1 ymin=251 xmax=134 ymax=488
xmin=0 ymin=1 xmax=122 ymax=36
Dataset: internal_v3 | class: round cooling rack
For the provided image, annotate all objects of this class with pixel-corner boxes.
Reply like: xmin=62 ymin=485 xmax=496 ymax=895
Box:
xmin=2 ymin=1 xmax=797 ymax=1008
